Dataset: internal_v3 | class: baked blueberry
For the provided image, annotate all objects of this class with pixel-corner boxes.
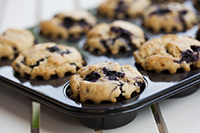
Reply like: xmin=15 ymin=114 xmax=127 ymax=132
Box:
xmin=133 ymin=34 xmax=200 ymax=73
xmin=179 ymin=50 xmax=199 ymax=63
xmin=143 ymin=2 xmax=197 ymax=33
xmin=40 ymin=10 xmax=97 ymax=40
xmin=70 ymin=61 xmax=145 ymax=103
xmin=98 ymin=0 xmax=151 ymax=19
xmin=12 ymin=43 xmax=85 ymax=80
xmin=84 ymin=71 xmax=101 ymax=82
xmin=84 ymin=20 xmax=145 ymax=56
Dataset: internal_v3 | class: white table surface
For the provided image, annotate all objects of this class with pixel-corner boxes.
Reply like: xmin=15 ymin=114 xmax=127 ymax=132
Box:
xmin=159 ymin=87 xmax=200 ymax=133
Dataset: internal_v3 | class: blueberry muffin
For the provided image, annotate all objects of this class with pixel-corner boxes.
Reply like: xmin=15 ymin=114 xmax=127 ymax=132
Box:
xmin=12 ymin=43 xmax=85 ymax=80
xmin=84 ymin=20 xmax=145 ymax=55
xmin=133 ymin=34 xmax=200 ymax=73
xmin=40 ymin=10 xmax=97 ymax=40
xmin=70 ymin=61 xmax=145 ymax=103
xmin=151 ymin=0 xmax=185 ymax=3
xmin=193 ymin=0 xmax=200 ymax=12
xmin=143 ymin=2 xmax=197 ymax=33
xmin=98 ymin=0 xmax=151 ymax=19
xmin=0 ymin=29 xmax=34 ymax=60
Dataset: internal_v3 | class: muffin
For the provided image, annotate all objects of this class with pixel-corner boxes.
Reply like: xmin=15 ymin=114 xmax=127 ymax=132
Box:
xmin=40 ymin=10 xmax=97 ymax=40
xmin=70 ymin=61 xmax=145 ymax=103
xmin=133 ymin=34 xmax=200 ymax=73
xmin=0 ymin=29 xmax=34 ymax=60
xmin=12 ymin=43 xmax=85 ymax=80
xmin=143 ymin=2 xmax=197 ymax=33
xmin=84 ymin=20 xmax=145 ymax=56
xmin=98 ymin=0 xmax=151 ymax=19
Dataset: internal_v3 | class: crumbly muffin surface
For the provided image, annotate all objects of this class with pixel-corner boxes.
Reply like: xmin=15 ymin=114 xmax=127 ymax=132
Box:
xmin=70 ymin=61 xmax=145 ymax=103
xmin=12 ymin=43 xmax=85 ymax=80
xmin=143 ymin=2 xmax=197 ymax=33
xmin=0 ymin=29 xmax=34 ymax=60
xmin=98 ymin=0 xmax=151 ymax=19
xmin=84 ymin=20 xmax=145 ymax=55
xmin=133 ymin=34 xmax=200 ymax=73
xmin=40 ymin=10 xmax=97 ymax=40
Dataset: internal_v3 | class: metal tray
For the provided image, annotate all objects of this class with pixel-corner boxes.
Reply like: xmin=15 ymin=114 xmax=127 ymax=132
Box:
xmin=1 ymin=0 xmax=200 ymax=129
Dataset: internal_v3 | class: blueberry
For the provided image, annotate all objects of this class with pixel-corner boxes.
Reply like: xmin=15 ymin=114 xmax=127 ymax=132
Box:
xmin=150 ymin=8 xmax=171 ymax=16
xmin=62 ymin=17 xmax=74 ymax=29
xmin=78 ymin=19 xmax=88 ymax=27
xmin=179 ymin=10 xmax=188 ymax=15
xmin=99 ymin=27 xmax=133 ymax=53
xmin=160 ymin=27 xmax=165 ymax=33
xmin=172 ymin=27 xmax=177 ymax=32
xmin=110 ymin=27 xmax=132 ymax=36
xmin=180 ymin=50 xmax=199 ymax=63
xmin=191 ymin=45 xmax=200 ymax=52
xmin=116 ymin=72 xmax=125 ymax=78
xmin=110 ymin=27 xmax=132 ymax=41
xmin=120 ymin=33 xmax=130 ymax=40
xmin=100 ymin=40 xmax=109 ymax=48
xmin=136 ymin=81 xmax=145 ymax=87
xmin=108 ymin=75 xmax=118 ymax=80
xmin=93 ymin=48 xmax=101 ymax=55
xmin=13 ymin=47 xmax=17 ymax=51
xmin=70 ymin=63 xmax=76 ymax=66
xmin=102 ymin=67 xmax=109 ymax=75
xmin=102 ymin=67 xmax=125 ymax=80
xmin=47 ymin=46 xmax=60 ymax=52
xmin=61 ymin=50 xmax=70 ymax=55
xmin=84 ymin=71 xmax=101 ymax=82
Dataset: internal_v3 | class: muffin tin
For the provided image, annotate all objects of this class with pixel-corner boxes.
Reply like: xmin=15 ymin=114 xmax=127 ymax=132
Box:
xmin=1 ymin=0 xmax=200 ymax=130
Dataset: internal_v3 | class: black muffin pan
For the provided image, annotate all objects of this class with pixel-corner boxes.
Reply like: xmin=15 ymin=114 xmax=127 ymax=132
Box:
xmin=1 ymin=25 xmax=200 ymax=129
xmin=1 ymin=1 xmax=200 ymax=129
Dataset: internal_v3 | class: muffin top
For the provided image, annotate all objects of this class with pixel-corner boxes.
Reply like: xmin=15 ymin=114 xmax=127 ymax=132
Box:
xmin=143 ymin=2 xmax=197 ymax=33
xmin=98 ymin=0 xmax=151 ymax=19
xmin=0 ymin=29 xmax=34 ymax=60
xmin=133 ymin=34 xmax=200 ymax=73
xmin=40 ymin=9 xmax=97 ymax=40
xmin=70 ymin=61 xmax=145 ymax=103
xmin=12 ymin=43 xmax=85 ymax=80
xmin=84 ymin=20 xmax=145 ymax=56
